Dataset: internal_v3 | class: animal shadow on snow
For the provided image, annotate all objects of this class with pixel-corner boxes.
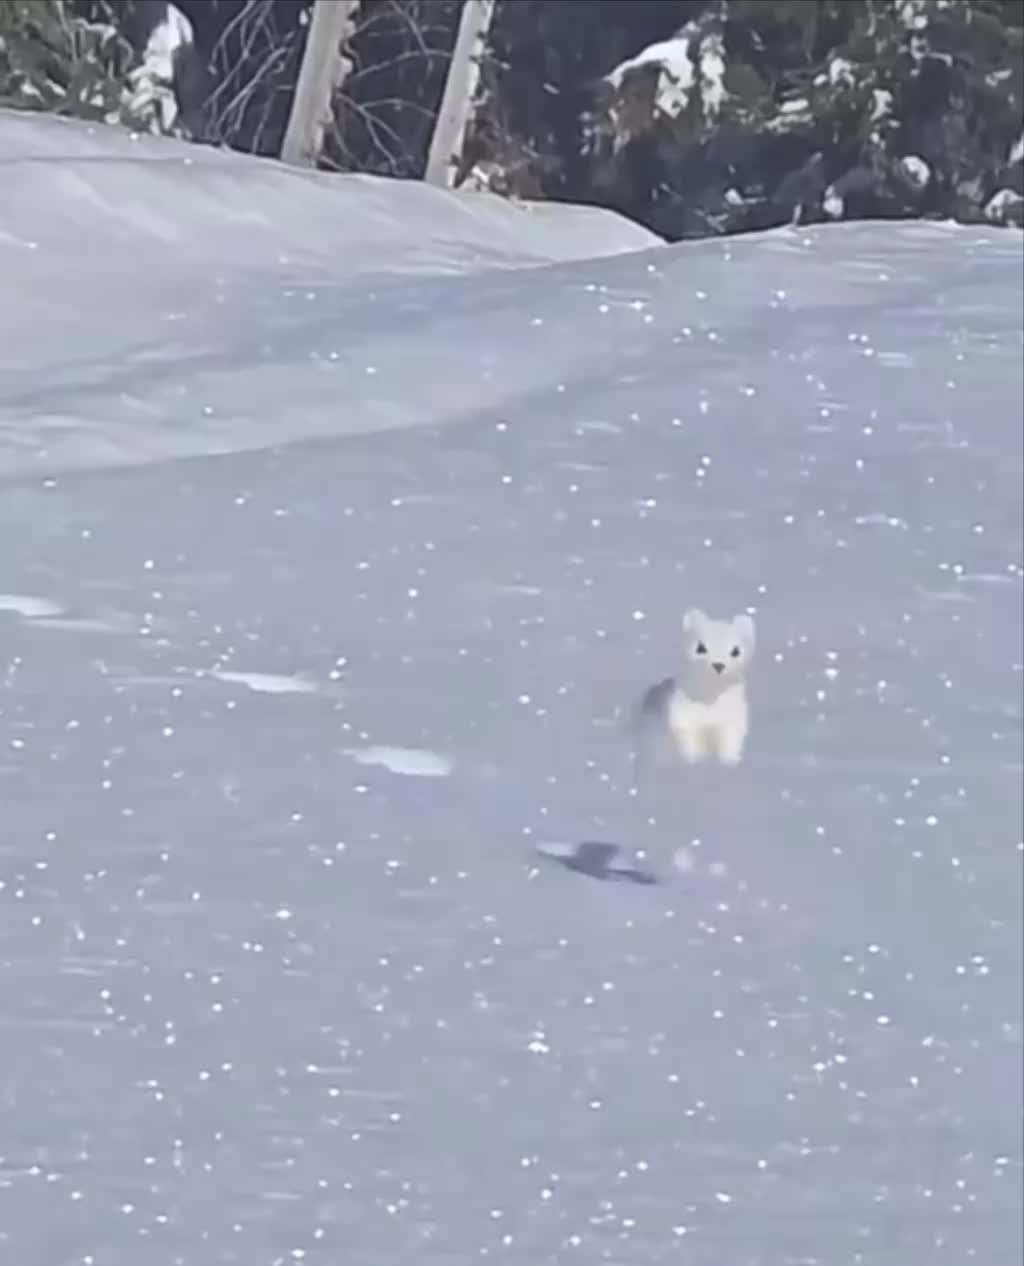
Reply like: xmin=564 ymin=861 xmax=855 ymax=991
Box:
xmin=535 ymin=841 xmax=659 ymax=886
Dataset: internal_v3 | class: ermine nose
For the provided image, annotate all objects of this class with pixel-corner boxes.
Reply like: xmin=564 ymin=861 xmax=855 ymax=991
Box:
xmin=712 ymin=661 xmax=725 ymax=674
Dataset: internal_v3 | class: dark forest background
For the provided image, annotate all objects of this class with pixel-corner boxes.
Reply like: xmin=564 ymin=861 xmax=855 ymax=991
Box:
xmin=1 ymin=0 xmax=1021 ymax=239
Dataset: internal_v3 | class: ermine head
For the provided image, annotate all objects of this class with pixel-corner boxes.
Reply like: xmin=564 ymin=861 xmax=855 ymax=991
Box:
xmin=681 ymin=608 xmax=755 ymax=696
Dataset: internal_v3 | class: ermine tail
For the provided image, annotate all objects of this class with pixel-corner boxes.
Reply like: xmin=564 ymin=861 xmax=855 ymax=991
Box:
xmin=630 ymin=676 xmax=675 ymax=782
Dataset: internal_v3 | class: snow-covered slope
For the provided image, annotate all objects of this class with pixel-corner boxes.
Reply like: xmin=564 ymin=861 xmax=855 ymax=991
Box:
xmin=0 ymin=107 xmax=659 ymax=478
xmin=1 ymin=115 xmax=1021 ymax=1265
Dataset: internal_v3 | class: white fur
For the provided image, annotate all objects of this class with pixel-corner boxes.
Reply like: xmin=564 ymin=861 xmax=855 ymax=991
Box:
xmin=665 ymin=608 xmax=755 ymax=765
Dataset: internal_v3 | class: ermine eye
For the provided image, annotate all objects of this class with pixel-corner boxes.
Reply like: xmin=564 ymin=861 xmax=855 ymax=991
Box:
xmin=730 ymin=646 xmax=741 ymax=658
xmin=696 ymin=641 xmax=708 ymax=655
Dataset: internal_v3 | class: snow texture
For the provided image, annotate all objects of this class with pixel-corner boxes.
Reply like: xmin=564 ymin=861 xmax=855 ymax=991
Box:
xmin=606 ymin=36 xmax=697 ymax=119
xmin=1 ymin=114 xmax=1022 ymax=1265
xmin=122 ymin=2 xmax=194 ymax=135
xmin=605 ymin=20 xmax=727 ymax=125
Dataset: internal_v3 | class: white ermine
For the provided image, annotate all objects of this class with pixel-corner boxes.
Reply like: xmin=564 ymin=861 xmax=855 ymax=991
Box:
xmin=634 ymin=608 xmax=755 ymax=768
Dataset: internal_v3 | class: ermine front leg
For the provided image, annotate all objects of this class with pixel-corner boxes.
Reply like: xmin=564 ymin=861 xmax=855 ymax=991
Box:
xmin=675 ymin=726 xmax=709 ymax=764
xmin=713 ymin=702 xmax=748 ymax=765
xmin=667 ymin=700 xmax=710 ymax=764
xmin=715 ymin=729 xmax=746 ymax=765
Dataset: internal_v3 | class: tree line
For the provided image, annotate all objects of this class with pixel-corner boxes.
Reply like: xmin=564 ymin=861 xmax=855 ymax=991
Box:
xmin=1 ymin=0 xmax=1021 ymax=238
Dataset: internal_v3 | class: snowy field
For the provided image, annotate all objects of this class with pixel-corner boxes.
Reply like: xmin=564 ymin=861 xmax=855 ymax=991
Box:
xmin=1 ymin=112 xmax=1022 ymax=1265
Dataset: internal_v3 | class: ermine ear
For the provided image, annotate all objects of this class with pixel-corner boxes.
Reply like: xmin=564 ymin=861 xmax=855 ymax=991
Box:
xmin=683 ymin=608 xmax=707 ymax=634
xmin=733 ymin=613 xmax=755 ymax=649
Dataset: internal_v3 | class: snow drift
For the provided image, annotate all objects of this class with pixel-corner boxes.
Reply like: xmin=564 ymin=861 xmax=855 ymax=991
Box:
xmin=0 ymin=112 xmax=1021 ymax=1266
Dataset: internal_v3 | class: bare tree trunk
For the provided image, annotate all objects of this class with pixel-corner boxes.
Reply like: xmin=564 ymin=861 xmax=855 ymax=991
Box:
xmin=281 ymin=0 xmax=360 ymax=167
xmin=424 ymin=0 xmax=496 ymax=188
